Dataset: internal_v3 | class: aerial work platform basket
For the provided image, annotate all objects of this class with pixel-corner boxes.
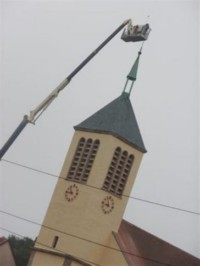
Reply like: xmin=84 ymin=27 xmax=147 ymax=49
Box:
xmin=121 ymin=23 xmax=151 ymax=42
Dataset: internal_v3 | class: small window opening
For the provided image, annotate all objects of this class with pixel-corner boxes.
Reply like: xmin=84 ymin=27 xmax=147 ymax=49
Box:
xmin=52 ymin=236 xmax=59 ymax=248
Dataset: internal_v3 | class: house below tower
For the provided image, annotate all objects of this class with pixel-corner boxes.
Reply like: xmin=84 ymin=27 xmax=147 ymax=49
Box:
xmin=115 ymin=220 xmax=200 ymax=266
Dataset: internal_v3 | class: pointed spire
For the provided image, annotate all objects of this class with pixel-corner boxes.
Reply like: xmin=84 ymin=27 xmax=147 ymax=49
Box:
xmin=122 ymin=46 xmax=143 ymax=96
xmin=127 ymin=50 xmax=142 ymax=81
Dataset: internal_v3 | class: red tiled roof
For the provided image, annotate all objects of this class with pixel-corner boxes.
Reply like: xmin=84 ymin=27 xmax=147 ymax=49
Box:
xmin=114 ymin=220 xmax=200 ymax=266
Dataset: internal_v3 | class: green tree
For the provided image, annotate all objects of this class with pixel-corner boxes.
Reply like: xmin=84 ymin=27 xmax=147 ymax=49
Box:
xmin=8 ymin=235 xmax=34 ymax=266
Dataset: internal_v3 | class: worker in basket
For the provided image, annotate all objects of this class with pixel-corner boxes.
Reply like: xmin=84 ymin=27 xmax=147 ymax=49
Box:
xmin=121 ymin=23 xmax=151 ymax=42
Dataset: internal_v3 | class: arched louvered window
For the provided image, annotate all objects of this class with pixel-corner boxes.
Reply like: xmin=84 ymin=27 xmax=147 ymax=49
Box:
xmin=102 ymin=147 xmax=134 ymax=196
xmin=67 ymin=138 xmax=100 ymax=183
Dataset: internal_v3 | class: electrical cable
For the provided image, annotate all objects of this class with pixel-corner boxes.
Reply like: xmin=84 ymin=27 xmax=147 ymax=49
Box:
xmin=1 ymin=158 xmax=200 ymax=216
xmin=0 ymin=210 xmax=170 ymax=266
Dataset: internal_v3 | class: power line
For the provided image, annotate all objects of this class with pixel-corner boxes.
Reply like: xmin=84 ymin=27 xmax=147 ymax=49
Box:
xmin=0 ymin=210 xmax=170 ymax=266
xmin=1 ymin=158 xmax=199 ymax=216
xmin=130 ymin=196 xmax=200 ymax=216
xmin=0 ymin=227 xmax=100 ymax=266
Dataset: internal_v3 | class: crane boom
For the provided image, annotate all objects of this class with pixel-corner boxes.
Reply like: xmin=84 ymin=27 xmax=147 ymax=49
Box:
xmin=0 ymin=19 xmax=134 ymax=160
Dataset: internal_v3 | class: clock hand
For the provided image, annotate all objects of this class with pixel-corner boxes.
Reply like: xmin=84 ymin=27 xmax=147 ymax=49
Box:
xmin=106 ymin=198 xmax=110 ymax=207
xmin=66 ymin=188 xmax=73 ymax=195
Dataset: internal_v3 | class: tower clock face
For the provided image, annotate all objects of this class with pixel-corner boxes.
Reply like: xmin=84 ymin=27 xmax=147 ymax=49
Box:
xmin=65 ymin=184 xmax=79 ymax=202
xmin=101 ymin=195 xmax=114 ymax=214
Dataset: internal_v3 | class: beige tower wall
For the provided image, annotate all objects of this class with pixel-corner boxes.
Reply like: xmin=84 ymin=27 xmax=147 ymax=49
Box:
xmin=30 ymin=130 xmax=144 ymax=266
xmin=29 ymin=251 xmax=64 ymax=266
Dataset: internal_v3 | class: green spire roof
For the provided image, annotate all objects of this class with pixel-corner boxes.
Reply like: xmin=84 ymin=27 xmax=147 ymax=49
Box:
xmin=127 ymin=51 xmax=141 ymax=81
xmin=74 ymin=93 xmax=146 ymax=153
xmin=122 ymin=48 xmax=142 ymax=96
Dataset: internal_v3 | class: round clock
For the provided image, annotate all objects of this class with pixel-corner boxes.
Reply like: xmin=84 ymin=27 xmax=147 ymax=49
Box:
xmin=65 ymin=184 xmax=79 ymax=202
xmin=101 ymin=195 xmax=114 ymax=214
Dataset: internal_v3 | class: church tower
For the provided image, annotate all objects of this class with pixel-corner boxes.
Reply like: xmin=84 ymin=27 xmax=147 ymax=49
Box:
xmin=29 ymin=50 xmax=146 ymax=266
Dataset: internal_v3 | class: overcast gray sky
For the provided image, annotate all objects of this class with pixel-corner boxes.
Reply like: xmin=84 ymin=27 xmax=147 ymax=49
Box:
xmin=0 ymin=0 xmax=199 ymax=258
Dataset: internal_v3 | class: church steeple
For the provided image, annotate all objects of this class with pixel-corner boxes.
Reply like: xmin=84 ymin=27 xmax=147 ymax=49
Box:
xmin=29 ymin=49 xmax=147 ymax=266
xmin=75 ymin=49 xmax=146 ymax=153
